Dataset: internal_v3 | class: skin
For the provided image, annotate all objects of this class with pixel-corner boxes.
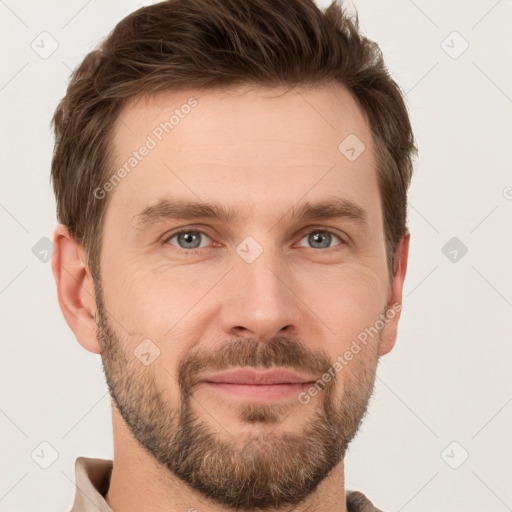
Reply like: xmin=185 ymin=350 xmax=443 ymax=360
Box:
xmin=52 ymin=82 xmax=409 ymax=512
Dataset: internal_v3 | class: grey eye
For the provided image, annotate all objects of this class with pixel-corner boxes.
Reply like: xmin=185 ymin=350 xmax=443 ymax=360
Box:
xmin=167 ymin=230 xmax=211 ymax=250
xmin=298 ymin=230 xmax=342 ymax=249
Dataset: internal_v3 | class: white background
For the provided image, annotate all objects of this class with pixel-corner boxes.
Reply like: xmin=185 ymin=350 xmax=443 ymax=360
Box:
xmin=0 ymin=0 xmax=511 ymax=511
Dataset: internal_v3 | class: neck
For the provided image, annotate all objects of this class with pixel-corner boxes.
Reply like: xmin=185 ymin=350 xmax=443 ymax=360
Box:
xmin=105 ymin=408 xmax=348 ymax=512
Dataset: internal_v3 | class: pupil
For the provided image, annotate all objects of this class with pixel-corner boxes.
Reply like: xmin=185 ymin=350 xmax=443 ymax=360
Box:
xmin=181 ymin=232 xmax=198 ymax=248
xmin=311 ymin=231 xmax=329 ymax=248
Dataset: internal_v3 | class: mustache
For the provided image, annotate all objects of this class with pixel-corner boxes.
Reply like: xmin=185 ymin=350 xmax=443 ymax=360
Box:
xmin=177 ymin=336 xmax=333 ymax=393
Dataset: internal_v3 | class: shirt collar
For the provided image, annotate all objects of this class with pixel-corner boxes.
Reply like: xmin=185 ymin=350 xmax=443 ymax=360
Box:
xmin=70 ymin=456 xmax=113 ymax=512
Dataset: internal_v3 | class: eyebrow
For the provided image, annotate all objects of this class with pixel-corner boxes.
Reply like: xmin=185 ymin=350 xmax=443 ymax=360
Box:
xmin=132 ymin=197 xmax=369 ymax=232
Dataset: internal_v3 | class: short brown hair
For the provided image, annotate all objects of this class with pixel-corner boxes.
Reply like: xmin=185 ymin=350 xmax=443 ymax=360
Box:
xmin=51 ymin=0 xmax=416 ymax=282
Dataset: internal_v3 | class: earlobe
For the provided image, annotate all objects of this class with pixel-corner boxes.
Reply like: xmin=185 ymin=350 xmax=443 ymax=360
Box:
xmin=379 ymin=229 xmax=410 ymax=356
xmin=51 ymin=225 xmax=102 ymax=354
xmin=380 ymin=335 xmax=397 ymax=356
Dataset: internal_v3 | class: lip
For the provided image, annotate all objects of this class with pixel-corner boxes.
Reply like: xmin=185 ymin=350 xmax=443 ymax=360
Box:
xmin=199 ymin=368 xmax=318 ymax=385
xmin=201 ymin=381 xmax=312 ymax=401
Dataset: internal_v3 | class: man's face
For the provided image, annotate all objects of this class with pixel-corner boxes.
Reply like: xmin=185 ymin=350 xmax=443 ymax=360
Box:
xmin=94 ymin=83 xmax=402 ymax=509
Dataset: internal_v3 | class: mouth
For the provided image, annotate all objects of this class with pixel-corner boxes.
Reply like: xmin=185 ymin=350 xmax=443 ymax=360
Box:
xmin=198 ymin=368 xmax=317 ymax=402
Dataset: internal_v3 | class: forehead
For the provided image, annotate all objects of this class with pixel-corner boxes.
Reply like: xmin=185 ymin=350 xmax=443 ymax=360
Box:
xmin=105 ymin=83 xmax=379 ymax=232
xmin=113 ymin=83 xmax=371 ymax=155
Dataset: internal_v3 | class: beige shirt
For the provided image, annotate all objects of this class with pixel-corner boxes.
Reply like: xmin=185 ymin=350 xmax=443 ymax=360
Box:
xmin=70 ymin=456 xmax=383 ymax=512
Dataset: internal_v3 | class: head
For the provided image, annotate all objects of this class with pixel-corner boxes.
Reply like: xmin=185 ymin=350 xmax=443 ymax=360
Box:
xmin=51 ymin=0 xmax=416 ymax=509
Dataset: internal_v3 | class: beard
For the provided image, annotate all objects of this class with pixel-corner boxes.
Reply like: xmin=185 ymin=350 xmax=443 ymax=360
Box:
xmin=95 ymin=281 xmax=382 ymax=510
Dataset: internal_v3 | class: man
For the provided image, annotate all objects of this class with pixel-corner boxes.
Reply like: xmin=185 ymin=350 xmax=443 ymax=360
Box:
xmin=51 ymin=0 xmax=416 ymax=510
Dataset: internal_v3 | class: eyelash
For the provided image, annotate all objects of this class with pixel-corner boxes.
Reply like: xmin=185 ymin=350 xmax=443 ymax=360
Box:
xmin=163 ymin=227 xmax=347 ymax=255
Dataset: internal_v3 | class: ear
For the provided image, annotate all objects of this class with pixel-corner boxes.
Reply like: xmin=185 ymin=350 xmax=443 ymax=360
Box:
xmin=379 ymin=228 xmax=410 ymax=356
xmin=51 ymin=224 xmax=102 ymax=354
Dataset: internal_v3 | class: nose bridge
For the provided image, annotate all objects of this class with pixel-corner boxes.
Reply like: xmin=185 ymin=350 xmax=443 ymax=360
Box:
xmin=220 ymin=237 xmax=300 ymax=339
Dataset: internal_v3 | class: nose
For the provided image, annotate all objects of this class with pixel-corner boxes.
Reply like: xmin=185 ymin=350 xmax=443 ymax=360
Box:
xmin=219 ymin=246 xmax=302 ymax=342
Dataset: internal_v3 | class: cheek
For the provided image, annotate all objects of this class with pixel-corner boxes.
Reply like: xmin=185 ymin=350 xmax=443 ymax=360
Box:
xmin=102 ymin=262 xmax=220 ymax=350
xmin=296 ymin=262 xmax=387 ymax=350
xmin=102 ymin=245 xmax=388 ymax=358
xmin=98 ymin=227 xmax=195 ymax=328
